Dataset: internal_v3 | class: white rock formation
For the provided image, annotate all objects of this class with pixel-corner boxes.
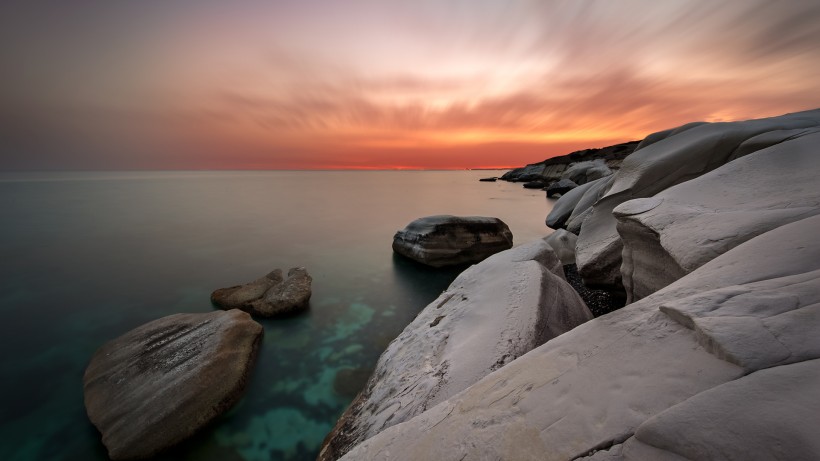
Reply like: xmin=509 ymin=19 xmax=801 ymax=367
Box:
xmin=575 ymin=109 xmax=820 ymax=291
xmin=617 ymin=127 xmax=820 ymax=302
xmin=546 ymin=178 xmax=602 ymax=229
xmin=339 ymin=214 xmax=820 ymax=461
xmin=319 ymin=239 xmax=592 ymax=460
xmin=566 ymin=175 xmax=615 ymax=234
xmin=544 ymin=229 xmax=578 ymax=265
xmin=561 ymin=159 xmax=612 ymax=185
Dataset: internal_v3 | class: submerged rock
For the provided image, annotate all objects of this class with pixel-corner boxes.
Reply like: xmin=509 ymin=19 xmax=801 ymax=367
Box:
xmin=338 ymin=213 xmax=820 ymax=461
xmin=523 ymin=180 xmax=547 ymax=189
xmin=392 ymin=215 xmax=513 ymax=267
xmin=83 ymin=310 xmax=263 ymax=460
xmin=320 ymin=239 xmax=592 ymax=461
xmin=546 ymin=178 xmax=578 ymax=197
xmin=211 ymin=267 xmax=312 ymax=316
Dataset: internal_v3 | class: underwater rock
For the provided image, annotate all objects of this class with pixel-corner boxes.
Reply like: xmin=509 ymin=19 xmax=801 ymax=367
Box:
xmin=392 ymin=215 xmax=513 ymax=267
xmin=83 ymin=310 xmax=262 ymax=460
xmin=212 ymin=267 xmax=312 ymax=317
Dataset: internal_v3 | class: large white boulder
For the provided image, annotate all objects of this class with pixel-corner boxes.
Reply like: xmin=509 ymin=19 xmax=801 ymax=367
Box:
xmin=617 ymin=127 xmax=820 ymax=302
xmin=339 ymin=214 xmax=820 ymax=461
xmin=575 ymin=109 xmax=820 ymax=291
xmin=319 ymin=239 xmax=592 ymax=460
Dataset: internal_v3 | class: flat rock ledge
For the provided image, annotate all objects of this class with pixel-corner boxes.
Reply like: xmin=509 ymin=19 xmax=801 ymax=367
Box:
xmin=83 ymin=310 xmax=263 ymax=460
xmin=320 ymin=239 xmax=592 ymax=460
xmin=392 ymin=215 xmax=513 ymax=267
xmin=211 ymin=267 xmax=312 ymax=317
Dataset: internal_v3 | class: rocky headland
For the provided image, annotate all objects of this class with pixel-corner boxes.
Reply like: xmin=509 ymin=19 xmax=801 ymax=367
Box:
xmin=323 ymin=109 xmax=820 ymax=460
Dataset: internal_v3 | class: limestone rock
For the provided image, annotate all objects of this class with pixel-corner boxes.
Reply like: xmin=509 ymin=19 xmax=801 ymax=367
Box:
xmin=561 ymin=159 xmax=612 ymax=185
xmin=627 ymin=359 xmax=820 ymax=460
xmin=392 ymin=215 xmax=513 ymax=267
xmin=565 ymin=175 xmax=615 ymax=234
xmin=544 ymin=229 xmax=577 ymax=265
xmin=502 ymin=140 xmax=639 ymax=183
xmin=576 ymin=109 xmax=820 ymax=291
xmin=546 ymin=178 xmax=578 ymax=197
xmin=83 ymin=310 xmax=263 ymax=460
xmin=338 ymin=214 xmax=820 ymax=461
xmin=319 ymin=239 xmax=592 ymax=461
xmin=546 ymin=179 xmax=601 ymax=229
xmin=211 ymin=267 xmax=312 ymax=316
xmin=617 ymin=127 xmax=820 ymax=302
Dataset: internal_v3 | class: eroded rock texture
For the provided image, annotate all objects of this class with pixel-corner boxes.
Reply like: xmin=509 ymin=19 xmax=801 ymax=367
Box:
xmin=576 ymin=109 xmax=820 ymax=292
xmin=211 ymin=267 xmax=312 ymax=316
xmin=83 ymin=310 xmax=263 ymax=460
xmin=320 ymin=239 xmax=592 ymax=461
xmin=338 ymin=215 xmax=820 ymax=461
xmin=617 ymin=127 xmax=820 ymax=303
xmin=392 ymin=215 xmax=513 ymax=267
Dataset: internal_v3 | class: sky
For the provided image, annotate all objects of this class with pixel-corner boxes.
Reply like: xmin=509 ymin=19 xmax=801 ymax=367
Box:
xmin=1 ymin=0 xmax=819 ymax=170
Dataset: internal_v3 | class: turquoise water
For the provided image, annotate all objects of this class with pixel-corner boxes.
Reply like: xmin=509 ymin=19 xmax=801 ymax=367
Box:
xmin=0 ymin=171 xmax=553 ymax=461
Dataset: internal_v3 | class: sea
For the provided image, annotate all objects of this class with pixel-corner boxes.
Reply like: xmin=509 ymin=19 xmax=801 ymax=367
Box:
xmin=0 ymin=170 xmax=555 ymax=461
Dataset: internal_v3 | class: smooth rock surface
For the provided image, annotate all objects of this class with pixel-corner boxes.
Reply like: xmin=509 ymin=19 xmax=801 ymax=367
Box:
xmin=627 ymin=358 xmax=820 ymax=461
xmin=546 ymin=179 xmax=601 ymax=229
xmin=546 ymin=178 xmax=578 ymax=197
xmin=576 ymin=109 xmax=820 ymax=291
xmin=544 ymin=229 xmax=577 ymax=265
xmin=617 ymin=128 xmax=820 ymax=302
xmin=338 ymin=214 xmax=820 ymax=461
xmin=565 ymin=175 xmax=615 ymax=234
xmin=561 ymin=159 xmax=612 ymax=185
xmin=211 ymin=267 xmax=312 ymax=316
xmin=320 ymin=239 xmax=592 ymax=460
xmin=392 ymin=215 xmax=513 ymax=267
xmin=83 ymin=310 xmax=263 ymax=460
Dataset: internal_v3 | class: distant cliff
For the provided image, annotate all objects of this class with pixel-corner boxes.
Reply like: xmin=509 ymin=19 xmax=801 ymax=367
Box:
xmin=500 ymin=140 xmax=640 ymax=183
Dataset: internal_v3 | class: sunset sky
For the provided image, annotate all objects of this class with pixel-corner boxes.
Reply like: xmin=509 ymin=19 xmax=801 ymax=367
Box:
xmin=2 ymin=0 xmax=819 ymax=170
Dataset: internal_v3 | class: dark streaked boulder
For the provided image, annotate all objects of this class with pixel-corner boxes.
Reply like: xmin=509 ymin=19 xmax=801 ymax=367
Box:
xmin=83 ymin=310 xmax=263 ymax=460
xmin=392 ymin=215 xmax=513 ymax=267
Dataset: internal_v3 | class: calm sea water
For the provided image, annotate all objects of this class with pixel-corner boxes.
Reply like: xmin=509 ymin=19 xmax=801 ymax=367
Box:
xmin=0 ymin=170 xmax=554 ymax=461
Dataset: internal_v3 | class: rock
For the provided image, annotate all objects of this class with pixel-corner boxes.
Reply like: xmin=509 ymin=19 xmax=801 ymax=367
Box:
xmin=544 ymin=229 xmax=577 ymax=265
xmin=337 ymin=214 xmax=820 ymax=461
xmin=561 ymin=159 xmax=612 ymax=185
xmin=617 ymin=127 xmax=820 ymax=303
xmin=478 ymin=177 xmax=497 ymax=182
xmin=211 ymin=267 xmax=312 ymax=317
xmin=319 ymin=239 xmax=592 ymax=461
xmin=523 ymin=180 xmax=547 ymax=189
xmin=83 ymin=310 xmax=263 ymax=460
xmin=546 ymin=178 xmax=578 ymax=197
xmin=545 ymin=179 xmax=601 ymax=229
xmin=576 ymin=109 xmax=820 ymax=292
xmin=565 ymin=176 xmax=614 ymax=234
xmin=392 ymin=215 xmax=513 ymax=267
xmin=626 ymin=359 xmax=820 ymax=461
xmin=501 ymin=140 xmax=640 ymax=183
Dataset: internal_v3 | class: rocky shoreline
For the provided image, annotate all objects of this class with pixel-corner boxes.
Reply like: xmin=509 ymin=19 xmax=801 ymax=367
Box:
xmin=322 ymin=109 xmax=820 ymax=460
